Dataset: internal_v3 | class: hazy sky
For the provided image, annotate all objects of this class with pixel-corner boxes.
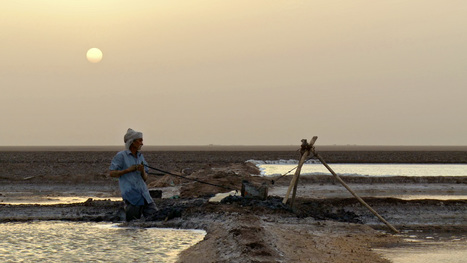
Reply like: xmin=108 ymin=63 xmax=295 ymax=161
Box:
xmin=1 ymin=1 xmax=466 ymax=146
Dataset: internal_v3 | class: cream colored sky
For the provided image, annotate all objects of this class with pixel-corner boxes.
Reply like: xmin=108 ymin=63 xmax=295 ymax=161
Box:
xmin=1 ymin=0 xmax=466 ymax=146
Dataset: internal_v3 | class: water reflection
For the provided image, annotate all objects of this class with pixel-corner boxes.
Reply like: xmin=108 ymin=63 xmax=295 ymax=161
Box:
xmin=375 ymin=240 xmax=467 ymax=263
xmin=374 ymin=229 xmax=467 ymax=263
xmin=1 ymin=196 xmax=122 ymax=205
xmin=0 ymin=221 xmax=205 ymax=262
xmin=257 ymin=163 xmax=467 ymax=177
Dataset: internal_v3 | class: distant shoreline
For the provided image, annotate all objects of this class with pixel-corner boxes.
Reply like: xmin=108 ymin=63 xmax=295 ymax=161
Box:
xmin=1 ymin=145 xmax=467 ymax=152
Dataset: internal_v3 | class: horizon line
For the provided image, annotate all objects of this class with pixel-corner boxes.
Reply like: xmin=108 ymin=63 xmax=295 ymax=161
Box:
xmin=1 ymin=145 xmax=466 ymax=152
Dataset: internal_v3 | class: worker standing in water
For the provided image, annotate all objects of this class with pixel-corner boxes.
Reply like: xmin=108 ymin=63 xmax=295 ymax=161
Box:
xmin=109 ymin=128 xmax=157 ymax=221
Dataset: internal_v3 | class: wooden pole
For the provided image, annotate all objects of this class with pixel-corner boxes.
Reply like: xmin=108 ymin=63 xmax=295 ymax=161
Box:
xmin=290 ymin=137 xmax=318 ymax=206
xmin=283 ymin=137 xmax=317 ymax=205
xmin=312 ymin=150 xmax=400 ymax=234
xmin=282 ymin=148 xmax=308 ymax=205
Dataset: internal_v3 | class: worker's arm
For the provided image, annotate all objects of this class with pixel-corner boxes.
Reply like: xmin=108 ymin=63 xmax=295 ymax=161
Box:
xmin=109 ymin=164 xmax=148 ymax=181
xmin=109 ymin=165 xmax=138 ymax=178
xmin=137 ymin=165 xmax=148 ymax=182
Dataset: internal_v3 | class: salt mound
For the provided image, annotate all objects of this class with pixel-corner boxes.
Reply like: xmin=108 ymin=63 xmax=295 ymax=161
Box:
xmin=147 ymin=174 xmax=182 ymax=188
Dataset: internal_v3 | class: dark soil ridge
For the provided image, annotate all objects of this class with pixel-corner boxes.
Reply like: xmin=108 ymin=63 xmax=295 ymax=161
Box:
xmin=2 ymin=175 xmax=466 ymax=186
xmin=1 ymin=150 xmax=466 ymax=181
xmin=1 ymin=197 xmax=465 ymax=229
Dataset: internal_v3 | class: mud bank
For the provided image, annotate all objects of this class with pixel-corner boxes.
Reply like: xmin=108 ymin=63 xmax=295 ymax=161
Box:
xmin=1 ymin=149 xmax=466 ymax=183
xmin=1 ymin=195 xmax=465 ymax=262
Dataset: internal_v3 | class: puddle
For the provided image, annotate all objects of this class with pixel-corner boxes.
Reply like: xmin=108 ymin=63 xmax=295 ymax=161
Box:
xmin=375 ymin=231 xmax=467 ymax=263
xmin=0 ymin=195 xmax=122 ymax=205
xmin=381 ymin=195 xmax=467 ymax=200
xmin=0 ymin=221 xmax=206 ymax=262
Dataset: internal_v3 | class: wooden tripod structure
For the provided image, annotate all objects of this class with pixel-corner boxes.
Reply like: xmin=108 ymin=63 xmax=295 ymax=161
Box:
xmin=282 ymin=137 xmax=399 ymax=234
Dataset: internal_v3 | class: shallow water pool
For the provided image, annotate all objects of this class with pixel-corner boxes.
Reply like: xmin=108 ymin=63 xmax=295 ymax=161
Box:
xmin=0 ymin=221 xmax=205 ymax=262
xmin=375 ymin=231 xmax=467 ymax=263
xmin=253 ymin=163 xmax=467 ymax=177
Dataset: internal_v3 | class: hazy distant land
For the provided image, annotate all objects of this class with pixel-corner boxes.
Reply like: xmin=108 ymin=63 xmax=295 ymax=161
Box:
xmin=1 ymin=145 xmax=467 ymax=152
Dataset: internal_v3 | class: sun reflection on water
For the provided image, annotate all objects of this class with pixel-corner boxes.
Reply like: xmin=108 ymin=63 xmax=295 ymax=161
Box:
xmin=0 ymin=221 xmax=206 ymax=262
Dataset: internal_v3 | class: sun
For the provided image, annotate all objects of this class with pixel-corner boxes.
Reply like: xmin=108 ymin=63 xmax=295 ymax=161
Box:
xmin=86 ymin=48 xmax=103 ymax=63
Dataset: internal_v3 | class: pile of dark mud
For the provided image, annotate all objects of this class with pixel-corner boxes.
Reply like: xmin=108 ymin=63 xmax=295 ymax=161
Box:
xmin=0 ymin=199 xmax=122 ymax=222
xmin=218 ymin=195 xmax=362 ymax=223
xmin=0 ymin=195 xmax=369 ymax=226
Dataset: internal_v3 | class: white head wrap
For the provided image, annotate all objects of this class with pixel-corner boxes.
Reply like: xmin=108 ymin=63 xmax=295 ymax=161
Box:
xmin=124 ymin=128 xmax=143 ymax=150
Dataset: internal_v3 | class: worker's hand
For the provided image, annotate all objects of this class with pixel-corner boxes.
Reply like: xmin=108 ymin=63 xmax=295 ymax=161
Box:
xmin=136 ymin=164 xmax=148 ymax=181
xmin=128 ymin=165 xmax=138 ymax=172
xmin=129 ymin=164 xmax=144 ymax=172
xmin=136 ymin=164 xmax=145 ymax=173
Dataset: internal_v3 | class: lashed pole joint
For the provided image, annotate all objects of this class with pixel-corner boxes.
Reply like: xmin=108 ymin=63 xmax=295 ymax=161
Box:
xmin=283 ymin=137 xmax=318 ymax=206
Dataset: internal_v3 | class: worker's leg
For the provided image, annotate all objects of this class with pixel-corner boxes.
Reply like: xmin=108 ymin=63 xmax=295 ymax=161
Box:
xmin=124 ymin=200 xmax=143 ymax=222
xmin=142 ymin=201 xmax=158 ymax=219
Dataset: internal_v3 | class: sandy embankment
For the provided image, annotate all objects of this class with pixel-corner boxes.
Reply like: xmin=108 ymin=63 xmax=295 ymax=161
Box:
xmin=0 ymin=149 xmax=466 ymax=262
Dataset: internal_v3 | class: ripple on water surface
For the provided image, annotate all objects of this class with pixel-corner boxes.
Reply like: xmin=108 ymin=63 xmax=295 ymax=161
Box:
xmin=0 ymin=221 xmax=206 ymax=262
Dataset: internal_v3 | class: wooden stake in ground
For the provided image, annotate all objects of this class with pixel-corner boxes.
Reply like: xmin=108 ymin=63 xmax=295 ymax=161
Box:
xmin=282 ymin=136 xmax=317 ymax=205
xmin=312 ymin=149 xmax=400 ymax=234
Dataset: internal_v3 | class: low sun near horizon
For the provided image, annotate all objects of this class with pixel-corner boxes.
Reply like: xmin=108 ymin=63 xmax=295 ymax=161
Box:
xmin=86 ymin=48 xmax=103 ymax=63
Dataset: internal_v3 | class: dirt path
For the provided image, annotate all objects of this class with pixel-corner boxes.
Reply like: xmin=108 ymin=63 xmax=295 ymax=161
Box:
xmin=177 ymin=213 xmax=398 ymax=263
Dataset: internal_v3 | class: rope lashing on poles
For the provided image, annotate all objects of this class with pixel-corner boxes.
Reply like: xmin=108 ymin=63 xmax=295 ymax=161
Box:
xmin=144 ymin=164 xmax=237 ymax=192
xmin=270 ymin=165 xmax=298 ymax=185
xmin=271 ymin=140 xmax=318 ymax=185
xmin=270 ymin=156 xmax=318 ymax=185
